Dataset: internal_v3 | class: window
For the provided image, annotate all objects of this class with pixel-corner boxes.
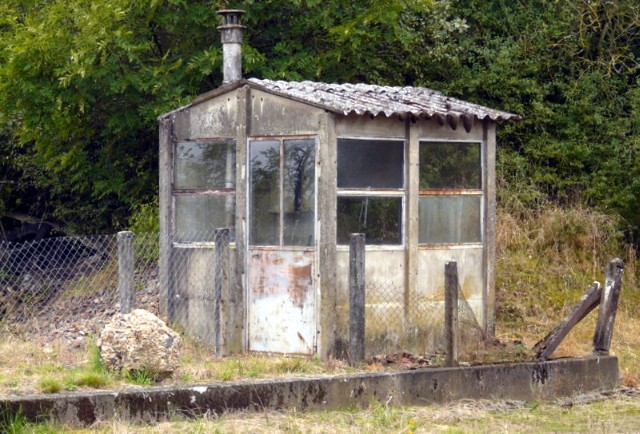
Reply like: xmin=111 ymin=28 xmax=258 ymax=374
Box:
xmin=336 ymin=139 xmax=404 ymax=245
xmin=172 ymin=140 xmax=236 ymax=242
xmin=249 ymin=138 xmax=316 ymax=247
xmin=419 ymin=141 xmax=482 ymax=245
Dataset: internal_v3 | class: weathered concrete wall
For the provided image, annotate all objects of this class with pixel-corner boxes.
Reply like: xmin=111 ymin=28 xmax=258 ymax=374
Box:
xmin=171 ymin=246 xmax=241 ymax=353
xmin=335 ymin=113 xmax=406 ymax=138
xmin=336 ymin=249 xmax=406 ymax=356
xmin=331 ymin=114 xmax=492 ymax=357
xmin=249 ymin=89 xmax=322 ymax=136
xmin=317 ymin=112 xmax=338 ymax=359
xmin=416 ymin=248 xmax=484 ymax=316
xmin=172 ymin=92 xmax=238 ymax=140
xmin=1 ymin=356 xmax=619 ymax=427
xmin=414 ymin=116 xmax=485 ymax=141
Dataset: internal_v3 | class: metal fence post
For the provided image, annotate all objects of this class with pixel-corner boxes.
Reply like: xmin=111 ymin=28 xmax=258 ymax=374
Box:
xmin=214 ymin=228 xmax=230 ymax=356
xmin=445 ymin=260 xmax=459 ymax=366
xmin=593 ymin=258 xmax=624 ymax=355
xmin=349 ymin=233 xmax=366 ymax=365
xmin=118 ymin=231 xmax=136 ymax=314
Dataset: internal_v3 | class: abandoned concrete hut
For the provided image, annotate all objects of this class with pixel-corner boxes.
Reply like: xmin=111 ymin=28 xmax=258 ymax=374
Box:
xmin=157 ymin=9 xmax=520 ymax=359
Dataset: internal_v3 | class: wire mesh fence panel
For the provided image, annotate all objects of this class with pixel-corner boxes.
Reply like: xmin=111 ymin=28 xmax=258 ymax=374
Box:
xmin=363 ymin=276 xmax=485 ymax=357
xmin=132 ymin=232 xmax=161 ymax=317
xmin=0 ymin=229 xmax=485 ymax=361
xmin=0 ymin=235 xmax=121 ymax=341
xmin=166 ymin=230 xmax=227 ymax=348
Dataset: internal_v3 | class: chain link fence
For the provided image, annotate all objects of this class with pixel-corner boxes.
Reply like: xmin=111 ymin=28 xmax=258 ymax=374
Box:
xmin=353 ymin=277 xmax=484 ymax=358
xmin=0 ymin=230 xmax=483 ymax=361
xmin=0 ymin=234 xmax=157 ymax=342
xmin=0 ymin=231 xmax=228 ymax=353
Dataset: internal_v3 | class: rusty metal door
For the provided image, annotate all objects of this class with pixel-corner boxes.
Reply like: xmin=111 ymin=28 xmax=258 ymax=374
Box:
xmin=247 ymin=138 xmax=316 ymax=354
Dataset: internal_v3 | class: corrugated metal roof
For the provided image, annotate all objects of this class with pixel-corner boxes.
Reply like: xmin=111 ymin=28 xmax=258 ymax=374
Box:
xmin=248 ymin=78 xmax=520 ymax=123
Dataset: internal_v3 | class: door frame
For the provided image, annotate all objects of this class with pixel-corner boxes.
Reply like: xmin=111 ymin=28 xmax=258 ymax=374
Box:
xmin=245 ymin=135 xmax=320 ymax=354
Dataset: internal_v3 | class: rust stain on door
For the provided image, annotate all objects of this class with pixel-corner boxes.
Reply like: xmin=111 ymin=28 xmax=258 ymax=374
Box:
xmin=288 ymin=263 xmax=312 ymax=308
xmin=248 ymin=250 xmax=315 ymax=354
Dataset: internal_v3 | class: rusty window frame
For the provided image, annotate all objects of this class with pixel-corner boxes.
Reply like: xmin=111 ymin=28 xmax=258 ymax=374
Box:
xmin=171 ymin=138 xmax=236 ymax=244
xmin=247 ymin=135 xmax=318 ymax=250
xmin=336 ymin=137 xmax=406 ymax=247
xmin=418 ymin=140 xmax=483 ymax=248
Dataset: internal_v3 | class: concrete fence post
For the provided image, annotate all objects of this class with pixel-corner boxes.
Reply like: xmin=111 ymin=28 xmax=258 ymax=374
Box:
xmin=445 ymin=260 xmax=459 ymax=367
xmin=593 ymin=258 xmax=624 ymax=355
xmin=349 ymin=233 xmax=366 ymax=365
xmin=214 ymin=228 xmax=230 ymax=356
xmin=117 ymin=231 xmax=136 ymax=314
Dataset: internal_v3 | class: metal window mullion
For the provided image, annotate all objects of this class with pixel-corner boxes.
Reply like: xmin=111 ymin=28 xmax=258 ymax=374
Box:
xmin=337 ymin=189 xmax=405 ymax=197
xmin=418 ymin=189 xmax=483 ymax=196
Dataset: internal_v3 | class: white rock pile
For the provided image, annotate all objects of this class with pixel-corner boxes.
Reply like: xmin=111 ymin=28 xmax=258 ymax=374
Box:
xmin=98 ymin=309 xmax=181 ymax=379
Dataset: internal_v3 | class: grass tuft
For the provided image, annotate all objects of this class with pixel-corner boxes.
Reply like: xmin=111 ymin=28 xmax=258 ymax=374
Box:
xmin=0 ymin=406 xmax=28 ymax=434
xmin=124 ymin=368 xmax=157 ymax=386
xmin=38 ymin=378 xmax=62 ymax=394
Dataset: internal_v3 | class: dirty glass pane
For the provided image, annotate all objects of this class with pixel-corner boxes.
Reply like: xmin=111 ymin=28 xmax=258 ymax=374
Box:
xmin=337 ymin=197 xmax=402 ymax=245
xmin=337 ymin=139 xmax=404 ymax=188
xmin=283 ymin=139 xmax=316 ymax=246
xmin=249 ymin=140 xmax=280 ymax=246
xmin=419 ymin=196 xmax=481 ymax=244
xmin=419 ymin=142 xmax=481 ymax=189
xmin=175 ymin=140 xmax=236 ymax=189
xmin=174 ymin=195 xmax=236 ymax=242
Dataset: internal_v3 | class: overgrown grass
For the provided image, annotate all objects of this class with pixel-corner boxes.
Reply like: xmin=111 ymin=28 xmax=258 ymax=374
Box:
xmin=495 ymin=203 xmax=640 ymax=384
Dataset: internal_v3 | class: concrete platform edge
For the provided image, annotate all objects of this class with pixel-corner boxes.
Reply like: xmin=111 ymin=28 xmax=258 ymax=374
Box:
xmin=0 ymin=355 xmax=619 ymax=426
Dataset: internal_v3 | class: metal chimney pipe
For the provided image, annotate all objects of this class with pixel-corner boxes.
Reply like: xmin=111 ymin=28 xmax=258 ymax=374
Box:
xmin=217 ymin=9 xmax=245 ymax=84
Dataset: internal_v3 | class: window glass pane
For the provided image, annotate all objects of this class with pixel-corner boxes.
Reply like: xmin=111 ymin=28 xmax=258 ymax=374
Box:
xmin=175 ymin=140 xmax=236 ymax=189
xmin=249 ymin=140 xmax=280 ymax=245
xmin=283 ymin=139 xmax=316 ymax=246
xmin=419 ymin=196 xmax=481 ymax=244
xmin=419 ymin=142 xmax=480 ymax=189
xmin=337 ymin=197 xmax=402 ymax=245
xmin=175 ymin=195 xmax=235 ymax=242
xmin=337 ymin=139 xmax=404 ymax=188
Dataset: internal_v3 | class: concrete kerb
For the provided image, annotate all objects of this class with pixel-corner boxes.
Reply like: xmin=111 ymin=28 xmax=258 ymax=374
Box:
xmin=0 ymin=355 xmax=619 ymax=427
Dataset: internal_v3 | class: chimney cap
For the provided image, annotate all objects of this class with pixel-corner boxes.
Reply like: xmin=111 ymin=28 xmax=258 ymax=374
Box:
xmin=217 ymin=9 xmax=245 ymax=29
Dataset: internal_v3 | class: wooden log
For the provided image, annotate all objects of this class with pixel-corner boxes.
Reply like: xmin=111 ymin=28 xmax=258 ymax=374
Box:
xmin=533 ymin=282 xmax=601 ymax=360
xmin=349 ymin=233 xmax=366 ymax=365
xmin=593 ymin=258 xmax=624 ymax=355
xmin=445 ymin=260 xmax=459 ymax=367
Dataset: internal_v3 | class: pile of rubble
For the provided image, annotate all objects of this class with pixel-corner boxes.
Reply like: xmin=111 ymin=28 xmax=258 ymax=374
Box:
xmin=4 ymin=278 xmax=159 ymax=350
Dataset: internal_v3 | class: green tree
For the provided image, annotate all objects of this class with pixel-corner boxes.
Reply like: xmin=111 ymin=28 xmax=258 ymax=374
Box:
xmin=0 ymin=0 xmax=224 ymax=232
xmin=1 ymin=0 xmax=639 ymax=236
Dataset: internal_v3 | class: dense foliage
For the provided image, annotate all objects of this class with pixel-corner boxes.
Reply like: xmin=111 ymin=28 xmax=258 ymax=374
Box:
xmin=0 ymin=0 xmax=638 ymax=235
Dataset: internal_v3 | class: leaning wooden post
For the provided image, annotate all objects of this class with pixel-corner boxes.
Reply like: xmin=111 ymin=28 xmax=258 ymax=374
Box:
xmin=349 ymin=233 xmax=366 ymax=365
xmin=214 ymin=228 xmax=230 ymax=357
xmin=593 ymin=258 xmax=624 ymax=355
xmin=117 ymin=231 xmax=136 ymax=314
xmin=533 ymin=281 xmax=602 ymax=360
xmin=444 ymin=260 xmax=459 ymax=367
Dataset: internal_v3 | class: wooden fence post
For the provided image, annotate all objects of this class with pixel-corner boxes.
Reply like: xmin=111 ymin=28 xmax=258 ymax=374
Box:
xmin=445 ymin=260 xmax=459 ymax=367
xmin=593 ymin=258 xmax=624 ymax=355
xmin=214 ymin=228 xmax=230 ymax=357
xmin=349 ymin=233 xmax=366 ymax=365
xmin=117 ymin=231 xmax=135 ymax=314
